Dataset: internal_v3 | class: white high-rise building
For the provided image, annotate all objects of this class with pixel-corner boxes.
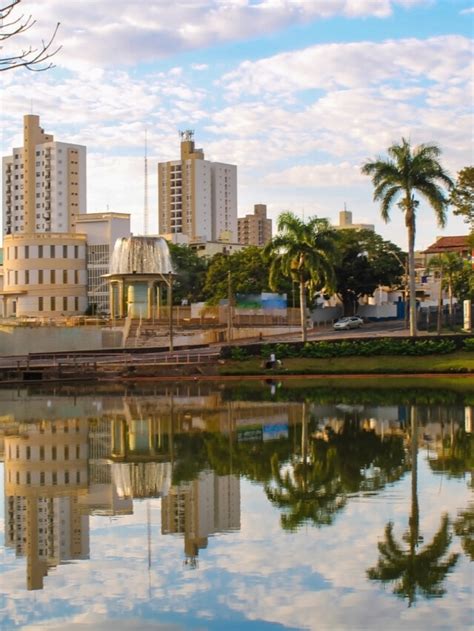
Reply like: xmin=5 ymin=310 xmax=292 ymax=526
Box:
xmin=2 ymin=114 xmax=86 ymax=237
xmin=158 ymin=131 xmax=237 ymax=243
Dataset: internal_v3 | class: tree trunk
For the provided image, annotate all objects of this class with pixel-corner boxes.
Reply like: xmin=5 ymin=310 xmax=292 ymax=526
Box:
xmin=299 ymin=276 xmax=307 ymax=342
xmin=409 ymin=406 xmax=419 ymax=557
xmin=448 ymin=281 xmax=454 ymax=328
xmin=437 ymin=266 xmax=443 ymax=335
xmin=407 ymin=218 xmax=417 ymax=337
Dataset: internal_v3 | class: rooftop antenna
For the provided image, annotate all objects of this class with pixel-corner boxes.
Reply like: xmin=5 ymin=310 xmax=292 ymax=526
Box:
xmin=144 ymin=128 xmax=149 ymax=235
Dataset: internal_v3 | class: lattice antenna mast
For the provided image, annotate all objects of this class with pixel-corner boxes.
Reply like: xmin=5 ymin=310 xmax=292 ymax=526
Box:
xmin=144 ymin=128 xmax=149 ymax=235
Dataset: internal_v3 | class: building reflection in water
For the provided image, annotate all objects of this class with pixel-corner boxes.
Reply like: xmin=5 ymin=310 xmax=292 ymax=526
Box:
xmin=1 ymin=388 xmax=471 ymax=590
xmin=4 ymin=419 xmax=89 ymax=590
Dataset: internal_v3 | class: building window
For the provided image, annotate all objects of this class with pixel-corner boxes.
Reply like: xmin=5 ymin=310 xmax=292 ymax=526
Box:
xmin=25 ymin=245 xmax=29 ymax=259
xmin=51 ymin=245 xmax=55 ymax=258
xmin=74 ymin=270 xmax=79 ymax=284
xmin=38 ymin=296 xmax=43 ymax=312
xmin=14 ymin=271 xmax=18 ymax=285
xmin=14 ymin=246 xmax=18 ymax=259
xmin=26 ymin=446 xmax=31 ymax=460
xmin=63 ymin=270 xmax=68 ymax=283
xmin=74 ymin=297 xmax=79 ymax=311
xmin=50 ymin=296 xmax=56 ymax=311
xmin=40 ymin=446 xmax=45 ymax=461
xmin=38 ymin=245 xmax=43 ymax=258
xmin=63 ymin=296 xmax=68 ymax=311
xmin=40 ymin=471 xmax=45 ymax=485
xmin=63 ymin=245 xmax=67 ymax=258
xmin=52 ymin=446 xmax=57 ymax=460
xmin=25 ymin=270 xmax=29 ymax=284
xmin=64 ymin=445 xmax=69 ymax=460
xmin=74 ymin=245 xmax=79 ymax=258
xmin=51 ymin=269 xmax=56 ymax=284
xmin=38 ymin=270 xmax=43 ymax=284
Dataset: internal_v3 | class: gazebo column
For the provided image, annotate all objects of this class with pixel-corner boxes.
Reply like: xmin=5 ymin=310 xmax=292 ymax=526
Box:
xmin=109 ymin=282 xmax=115 ymax=318
xmin=156 ymin=285 xmax=162 ymax=319
xmin=118 ymin=280 xmax=125 ymax=318
xmin=147 ymin=280 xmax=154 ymax=319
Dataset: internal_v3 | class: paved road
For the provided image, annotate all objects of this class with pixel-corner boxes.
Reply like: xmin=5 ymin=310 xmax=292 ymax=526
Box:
xmin=0 ymin=321 xmax=414 ymax=370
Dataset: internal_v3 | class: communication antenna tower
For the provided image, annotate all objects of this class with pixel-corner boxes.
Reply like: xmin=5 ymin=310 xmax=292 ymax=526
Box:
xmin=144 ymin=128 xmax=149 ymax=235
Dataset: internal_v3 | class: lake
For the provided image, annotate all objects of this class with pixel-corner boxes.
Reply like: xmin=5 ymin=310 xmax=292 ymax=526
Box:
xmin=0 ymin=378 xmax=472 ymax=630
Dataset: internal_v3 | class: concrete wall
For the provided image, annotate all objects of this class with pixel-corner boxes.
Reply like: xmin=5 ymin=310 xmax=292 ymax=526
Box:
xmin=311 ymin=306 xmax=343 ymax=325
xmin=357 ymin=303 xmax=398 ymax=319
xmin=0 ymin=325 xmax=104 ymax=355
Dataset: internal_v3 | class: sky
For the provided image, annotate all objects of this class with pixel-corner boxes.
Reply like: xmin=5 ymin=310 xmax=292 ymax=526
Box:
xmin=0 ymin=0 xmax=473 ymax=250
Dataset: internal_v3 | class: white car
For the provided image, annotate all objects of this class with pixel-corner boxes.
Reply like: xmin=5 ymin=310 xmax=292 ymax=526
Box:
xmin=333 ymin=316 xmax=364 ymax=330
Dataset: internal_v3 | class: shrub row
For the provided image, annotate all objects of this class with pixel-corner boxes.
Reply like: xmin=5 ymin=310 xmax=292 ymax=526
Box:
xmin=222 ymin=335 xmax=474 ymax=360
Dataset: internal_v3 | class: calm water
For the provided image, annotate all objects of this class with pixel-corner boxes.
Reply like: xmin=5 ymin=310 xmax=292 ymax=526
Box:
xmin=0 ymin=380 xmax=472 ymax=631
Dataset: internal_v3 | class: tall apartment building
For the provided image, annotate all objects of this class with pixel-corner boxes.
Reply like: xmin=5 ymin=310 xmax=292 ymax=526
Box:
xmin=158 ymin=130 xmax=237 ymax=243
xmin=238 ymin=203 xmax=272 ymax=247
xmin=2 ymin=114 xmax=86 ymax=236
xmin=1 ymin=115 xmax=88 ymax=317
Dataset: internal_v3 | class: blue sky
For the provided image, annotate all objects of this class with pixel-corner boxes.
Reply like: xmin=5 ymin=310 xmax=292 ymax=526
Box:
xmin=1 ymin=0 xmax=473 ymax=248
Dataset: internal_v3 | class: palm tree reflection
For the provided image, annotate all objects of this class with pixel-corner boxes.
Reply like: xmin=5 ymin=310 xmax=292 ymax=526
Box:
xmin=368 ymin=407 xmax=459 ymax=606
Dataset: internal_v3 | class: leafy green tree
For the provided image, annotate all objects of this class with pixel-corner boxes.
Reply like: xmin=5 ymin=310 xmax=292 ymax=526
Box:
xmin=427 ymin=253 xmax=465 ymax=329
xmin=452 ymin=260 xmax=474 ymax=303
xmin=362 ymin=139 xmax=453 ymax=337
xmin=264 ymin=212 xmax=336 ymax=342
xmin=168 ymin=243 xmax=208 ymax=304
xmin=202 ymin=246 xmax=272 ymax=305
xmin=333 ymin=229 xmax=404 ymax=316
xmin=368 ymin=408 xmax=459 ymax=606
xmin=449 ymin=166 xmax=474 ymax=230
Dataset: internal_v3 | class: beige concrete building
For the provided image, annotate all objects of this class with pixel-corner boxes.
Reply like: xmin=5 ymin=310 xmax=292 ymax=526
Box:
xmin=238 ymin=203 xmax=272 ymax=247
xmin=1 ymin=232 xmax=87 ymax=317
xmin=158 ymin=130 xmax=237 ymax=243
xmin=334 ymin=209 xmax=374 ymax=232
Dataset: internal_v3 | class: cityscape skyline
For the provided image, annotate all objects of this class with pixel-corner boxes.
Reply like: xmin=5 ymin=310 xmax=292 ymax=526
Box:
xmin=0 ymin=0 xmax=472 ymax=250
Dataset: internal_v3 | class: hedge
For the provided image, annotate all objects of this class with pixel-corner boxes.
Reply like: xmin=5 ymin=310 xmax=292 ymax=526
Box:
xmin=221 ymin=334 xmax=474 ymax=360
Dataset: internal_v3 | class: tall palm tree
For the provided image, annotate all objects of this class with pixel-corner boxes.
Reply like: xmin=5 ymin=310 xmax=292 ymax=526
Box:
xmin=362 ymin=139 xmax=453 ymax=336
xmin=264 ymin=212 xmax=336 ymax=342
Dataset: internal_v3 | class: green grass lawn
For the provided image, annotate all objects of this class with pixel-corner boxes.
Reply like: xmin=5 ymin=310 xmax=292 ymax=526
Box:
xmin=219 ymin=351 xmax=474 ymax=376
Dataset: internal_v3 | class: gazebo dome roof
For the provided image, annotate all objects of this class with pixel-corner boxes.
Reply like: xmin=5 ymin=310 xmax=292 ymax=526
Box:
xmin=110 ymin=237 xmax=173 ymax=275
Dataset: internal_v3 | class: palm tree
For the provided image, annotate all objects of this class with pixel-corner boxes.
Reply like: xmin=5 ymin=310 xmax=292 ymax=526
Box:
xmin=264 ymin=212 xmax=336 ymax=342
xmin=367 ymin=407 xmax=459 ymax=605
xmin=362 ymin=139 xmax=453 ymax=336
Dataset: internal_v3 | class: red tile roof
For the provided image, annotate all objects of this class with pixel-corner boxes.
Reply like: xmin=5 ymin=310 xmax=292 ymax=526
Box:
xmin=424 ymin=235 xmax=471 ymax=253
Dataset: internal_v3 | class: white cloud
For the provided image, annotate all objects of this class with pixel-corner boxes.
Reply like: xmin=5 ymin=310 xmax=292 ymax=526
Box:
xmin=460 ymin=7 xmax=474 ymax=14
xmin=6 ymin=0 xmax=428 ymax=69
xmin=265 ymin=162 xmax=365 ymax=187
xmin=221 ymin=35 xmax=472 ymax=97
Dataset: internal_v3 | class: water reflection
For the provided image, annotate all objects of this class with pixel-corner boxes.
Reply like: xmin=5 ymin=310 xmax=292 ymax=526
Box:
xmin=0 ymin=381 xmax=472 ymax=629
xmin=368 ymin=407 xmax=459 ymax=606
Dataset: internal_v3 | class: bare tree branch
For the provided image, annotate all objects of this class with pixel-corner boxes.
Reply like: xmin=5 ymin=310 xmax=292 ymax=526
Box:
xmin=0 ymin=0 xmax=61 ymax=72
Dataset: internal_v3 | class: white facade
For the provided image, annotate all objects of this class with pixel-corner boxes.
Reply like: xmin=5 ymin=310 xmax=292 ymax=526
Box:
xmin=75 ymin=213 xmax=131 ymax=314
xmin=2 ymin=134 xmax=86 ymax=238
xmin=211 ymin=162 xmax=237 ymax=241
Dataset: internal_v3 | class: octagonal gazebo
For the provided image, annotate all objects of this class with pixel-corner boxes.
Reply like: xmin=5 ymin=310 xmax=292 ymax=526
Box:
xmin=105 ymin=236 xmax=175 ymax=319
